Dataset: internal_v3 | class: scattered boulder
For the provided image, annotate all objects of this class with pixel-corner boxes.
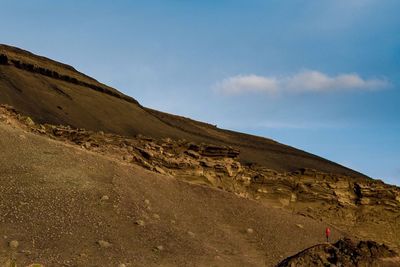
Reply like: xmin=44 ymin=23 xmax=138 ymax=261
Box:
xmin=97 ymin=240 xmax=112 ymax=248
xmin=246 ymin=228 xmax=254 ymax=234
xmin=25 ymin=116 xmax=35 ymax=126
xmin=100 ymin=195 xmax=109 ymax=201
xmin=155 ymin=245 xmax=164 ymax=251
xmin=9 ymin=240 xmax=19 ymax=249
xmin=84 ymin=141 xmax=93 ymax=149
xmin=135 ymin=220 xmax=145 ymax=226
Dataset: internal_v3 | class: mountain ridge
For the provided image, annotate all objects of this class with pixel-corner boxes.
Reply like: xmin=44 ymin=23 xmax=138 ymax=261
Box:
xmin=0 ymin=43 xmax=367 ymax=178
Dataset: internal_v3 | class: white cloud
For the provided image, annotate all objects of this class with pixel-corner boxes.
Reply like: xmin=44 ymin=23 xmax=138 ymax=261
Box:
xmin=215 ymin=70 xmax=390 ymax=95
xmin=215 ymin=74 xmax=278 ymax=94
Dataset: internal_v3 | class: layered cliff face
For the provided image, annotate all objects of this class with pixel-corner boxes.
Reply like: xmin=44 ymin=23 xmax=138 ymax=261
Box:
xmin=2 ymin=105 xmax=399 ymax=255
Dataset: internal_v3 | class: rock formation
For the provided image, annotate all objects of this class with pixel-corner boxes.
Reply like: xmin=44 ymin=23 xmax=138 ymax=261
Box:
xmin=277 ymin=238 xmax=399 ymax=267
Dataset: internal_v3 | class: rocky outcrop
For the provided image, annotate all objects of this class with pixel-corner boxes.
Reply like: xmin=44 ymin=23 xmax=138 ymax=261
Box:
xmin=277 ymin=238 xmax=398 ymax=267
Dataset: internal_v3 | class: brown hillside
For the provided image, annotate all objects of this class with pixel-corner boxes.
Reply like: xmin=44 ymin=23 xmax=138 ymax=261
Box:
xmin=0 ymin=105 xmax=351 ymax=266
xmin=1 ymin=44 xmax=399 ymax=265
xmin=0 ymin=44 xmax=364 ymax=177
xmin=1 ymin=104 xmax=399 ymax=262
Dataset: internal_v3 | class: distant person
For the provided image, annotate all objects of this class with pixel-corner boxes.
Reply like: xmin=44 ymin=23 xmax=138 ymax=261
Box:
xmin=325 ymin=227 xmax=331 ymax=243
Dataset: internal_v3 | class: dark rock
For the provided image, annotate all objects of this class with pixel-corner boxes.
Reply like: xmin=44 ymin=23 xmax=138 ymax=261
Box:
xmin=277 ymin=238 xmax=398 ymax=267
xmin=137 ymin=148 xmax=154 ymax=160
xmin=198 ymin=144 xmax=239 ymax=158
xmin=0 ymin=54 xmax=9 ymax=65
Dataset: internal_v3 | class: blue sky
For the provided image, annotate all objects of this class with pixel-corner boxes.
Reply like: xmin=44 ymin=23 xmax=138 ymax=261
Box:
xmin=1 ymin=0 xmax=399 ymax=185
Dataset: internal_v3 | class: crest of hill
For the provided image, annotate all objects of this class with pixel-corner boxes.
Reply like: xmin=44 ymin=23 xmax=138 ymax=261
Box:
xmin=0 ymin=44 xmax=366 ymax=177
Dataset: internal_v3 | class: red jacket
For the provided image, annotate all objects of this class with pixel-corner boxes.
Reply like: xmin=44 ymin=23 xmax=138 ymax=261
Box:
xmin=325 ymin=227 xmax=331 ymax=237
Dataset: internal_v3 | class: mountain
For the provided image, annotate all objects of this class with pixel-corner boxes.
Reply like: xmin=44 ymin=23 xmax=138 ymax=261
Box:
xmin=0 ymin=44 xmax=363 ymax=176
xmin=0 ymin=44 xmax=399 ymax=266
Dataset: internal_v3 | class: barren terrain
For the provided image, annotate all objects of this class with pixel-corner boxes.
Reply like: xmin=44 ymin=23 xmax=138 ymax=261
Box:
xmin=0 ymin=44 xmax=399 ymax=266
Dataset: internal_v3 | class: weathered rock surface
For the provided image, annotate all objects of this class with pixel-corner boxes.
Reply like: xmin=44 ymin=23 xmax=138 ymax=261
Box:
xmin=277 ymin=238 xmax=399 ymax=267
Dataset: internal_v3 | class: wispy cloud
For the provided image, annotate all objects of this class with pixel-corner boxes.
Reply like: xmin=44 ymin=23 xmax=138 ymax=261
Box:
xmin=216 ymin=75 xmax=278 ymax=94
xmin=215 ymin=70 xmax=390 ymax=95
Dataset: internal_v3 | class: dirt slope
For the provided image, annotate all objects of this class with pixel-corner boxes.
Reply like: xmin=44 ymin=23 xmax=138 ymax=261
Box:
xmin=0 ymin=44 xmax=364 ymax=176
xmin=0 ymin=108 xmax=349 ymax=267
xmin=1 ymin=44 xmax=399 ymax=266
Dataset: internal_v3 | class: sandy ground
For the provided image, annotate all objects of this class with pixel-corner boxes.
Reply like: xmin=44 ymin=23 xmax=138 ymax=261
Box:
xmin=0 ymin=120 xmax=348 ymax=266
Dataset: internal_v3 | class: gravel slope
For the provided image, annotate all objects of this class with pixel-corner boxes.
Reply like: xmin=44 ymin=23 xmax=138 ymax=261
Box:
xmin=0 ymin=119 xmax=348 ymax=266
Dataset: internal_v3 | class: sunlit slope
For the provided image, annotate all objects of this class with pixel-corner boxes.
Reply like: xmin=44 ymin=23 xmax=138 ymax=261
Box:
xmin=0 ymin=44 xmax=364 ymax=176
xmin=0 ymin=116 xmax=341 ymax=266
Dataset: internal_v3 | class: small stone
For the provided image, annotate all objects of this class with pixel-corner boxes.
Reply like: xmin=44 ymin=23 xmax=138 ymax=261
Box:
xmin=118 ymin=264 xmax=126 ymax=267
xmin=246 ymin=228 xmax=254 ymax=234
xmin=22 ymin=249 xmax=32 ymax=255
xmin=153 ymin=214 xmax=160 ymax=219
xmin=296 ymin=224 xmax=304 ymax=229
xmin=9 ymin=240 xmax=19 ymax=249
xmin=187 ymin=231 xmax=195 ymax=237
xmin=101 ymin=195 xmax=109 ymax=201
xmin=97 ymin=240 xmax=112 ymax=248
xmin=156 ymin=245 xmax=164 ymax=251
xmin=144 ymin=199 xmax=150 ymax=205
xmin=138 ymin=148 xmax=154 ymax=159
xmin=154 ymin=166 xmax=166 ymax=174
xmin=135 ymin=220 xmax=145 ymax=226
xmin=25 ymin=117 xmax=35 ymax=126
